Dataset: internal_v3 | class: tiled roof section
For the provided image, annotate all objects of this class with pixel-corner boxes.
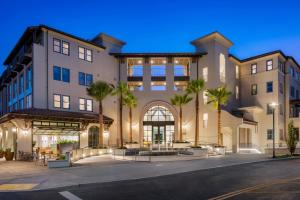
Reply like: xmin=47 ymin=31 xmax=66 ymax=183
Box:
xmin=110 ymin=52 xmax=207 ymax=57
xmin=4 ymin=24 xmax=106 ymax=65
xmin=0 ymin=108 xmax=113 ymax=124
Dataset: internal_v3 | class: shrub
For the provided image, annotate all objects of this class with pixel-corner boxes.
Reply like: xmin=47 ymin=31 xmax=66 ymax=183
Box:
xmin=286 ymin=121 xmax=298 ymax=156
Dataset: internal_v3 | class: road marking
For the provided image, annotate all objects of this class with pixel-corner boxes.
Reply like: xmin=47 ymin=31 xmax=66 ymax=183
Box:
xmin=0 ymin=183 xmax=38 ymax=191
xmin=59 ymin=191 xmax=82 ymax=200
xmin=208 ymin=177 xmax=300 ymax=200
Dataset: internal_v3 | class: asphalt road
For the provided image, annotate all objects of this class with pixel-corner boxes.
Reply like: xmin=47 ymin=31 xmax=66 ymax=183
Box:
xmin=1 ymin=158 xmax=300 ymax=200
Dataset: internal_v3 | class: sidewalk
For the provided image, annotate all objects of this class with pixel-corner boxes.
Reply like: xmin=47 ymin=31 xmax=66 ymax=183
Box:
xmin=0 ymin=154 xmax=271 ymax=191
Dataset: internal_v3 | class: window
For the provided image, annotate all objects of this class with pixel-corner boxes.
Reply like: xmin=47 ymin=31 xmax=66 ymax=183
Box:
xmin=86 ymin=74 xmax=93 ymax=86
xmin=62 ymin=68 xmax=70 ymax=83
xmin=251 ymin=64 xmax=257 ymax=74
xmin=251 ymin=84 xmax=257 ymax=95
xmin=86 ymin=99 xmax=93 ymax=111
xmin=62 ymin=95 xmax=70 ymax=109
xmin=151 ymin=65 xmax=166 ymax=76
xmin=266 ymin=81 xmax=273 ymax=93
xmin=53 ymin=38 xmax=61 ymax=53
xmin=203 ymin=91 xmax=208 ymax=104
xmin=235 ymin=65 xmax=239 ymax=79
xmin=78 ymin=47 xmax=85 ymax=60
xmin=290 ymin=86 xmax=295 ymax=97
xmin=54 ymin=94 xmax=61 ymax=108
xmin=267 ymin=104 xmax=274 ymax=115
xmin=203 ymin=67 xmax=208 ymax=82
xmin=78 ymin=47 xmax=92 ymax=62
xmin=19 ymin=98 xmax=24 ymax=110
xmin=78 ymin=72 xmax=93 ymax=86
xmin=79 ymin=98 xmax=85 ymax=110
xmin=174 ymin=82 xmax=188 ymax=91
xmin=25 ymin=94 xmax=32 ymax=108
xmin=128 ymin=82 xmax=143 ymax=91
xmin=19 ymin=73 xmax=24 ymax=94
xmin=53 ymin=66 xmax=61 ymax=81
xmin=267 ymin=129 xmax=273 ymax=140
xmin=235 ymin=85 xmax=239 ymax=99
xmin=13 ymin=79 xmax=17 ymax=98
xmin=279 ymin=62 xmax=284 ymax=73
xmin=266 ymin=60 xmax=273 ymax=71
xmin=289 ymin=67 xmax=295 ymax=77
xmin=174 ymin=58 xmax=190 ymax=76
xmin=78 ymin=98 xmax=93 ymax=111
xmin=219 ymin=53 xmax=226 ymax=82
xmin=151 ymin=82 xmax=166 ymax=91
xmin=53 ymin=66 xmax=70 ymax=83
xmin=54 ymin=38 xmax=69 ymax=55
xmin=25 ymin=66 xmax=32 ymax=90
xmin=279 ymin=82 xmax=283 ymax=94
xmin=62 ymin=41 xmax=69 ymax=55
xmin=203 ymin=113 xmax=208 ymax=128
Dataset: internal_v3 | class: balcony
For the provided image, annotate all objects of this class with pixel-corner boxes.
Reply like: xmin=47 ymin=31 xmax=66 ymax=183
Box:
xmin=151 ymin=76 xmax=166 ymax=82
xmin=174 ymin=76 xmax=190 ymax=82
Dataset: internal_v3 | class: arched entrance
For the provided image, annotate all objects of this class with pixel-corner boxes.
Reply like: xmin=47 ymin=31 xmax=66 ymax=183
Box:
xmin=88 ymin=126 xmax=99 ymax=148
xmin=143 ymin=105 xmax=175 ymax=147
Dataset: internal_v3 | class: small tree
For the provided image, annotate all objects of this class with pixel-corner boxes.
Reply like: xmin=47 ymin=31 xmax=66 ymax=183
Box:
xmin=87 ymin=81 xmax=113 ymax=148
xmin=286 ymin=121 xmax=298 ymax=156
xmin=186 ymin=79 xmax=205 ymax=146
xmin=207 ymin=86 xmax=232 ymax=146
xmin=171 ymin=94 xmax=192 ymax=142
xmin=124 ymin=93 xmax=137 ymax=143
xmin=112 ymin=82 xmax=129 ymax=148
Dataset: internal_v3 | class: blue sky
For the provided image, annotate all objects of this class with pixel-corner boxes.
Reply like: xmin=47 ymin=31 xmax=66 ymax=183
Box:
xmin=0 ymin=0 xmax=300 ymax=72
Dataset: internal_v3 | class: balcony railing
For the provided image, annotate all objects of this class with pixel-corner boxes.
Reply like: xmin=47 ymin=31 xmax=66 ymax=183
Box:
xmin=151 ymin=76 xmax=166 ymax=81
xmin=174 ymin=76 xmax=190 ymax=82
xmin=127 ymin=76 xmax=143 ymax=82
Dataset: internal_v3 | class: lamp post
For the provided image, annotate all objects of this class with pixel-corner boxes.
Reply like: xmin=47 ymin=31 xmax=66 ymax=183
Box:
xmin=270 ymin=102 xmax=277 ymax=158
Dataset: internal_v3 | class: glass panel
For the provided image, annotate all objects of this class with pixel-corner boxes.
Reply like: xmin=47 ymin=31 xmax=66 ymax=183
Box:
xmin=143 ymin=106 xmax=174 ymax=122
xmin=62 ymin=68 xmax=70 ymax=83
xmin=62 ymin=96 xmax=70 ymax=109
xmin=86 ymin=99 xmax=93 ymax=111
xmin=79 ymin=72 xmax=86 ymax=85
xmin=54 ymin=95 xmax=61 ymax=108
xmin=86 ymin=49 xmax=92 ymax=62
xmin=53 ymin=39 xmax=61 ymax=53
xmin=79 ymin=47 xmax=85 ymax=60
xmin=86 ymin=74 xmax=93 ymax=86
xmin=53 ymin=66 xmax=61 ymax=81
xmin=62 ymin=41 xmax=69 ymax=55
xmin=79 ymin=98 xmax=85 ymax=110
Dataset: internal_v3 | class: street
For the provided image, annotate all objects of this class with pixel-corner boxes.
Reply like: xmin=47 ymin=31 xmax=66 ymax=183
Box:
xmin=0 ymin=158 xmax=299 ymax=200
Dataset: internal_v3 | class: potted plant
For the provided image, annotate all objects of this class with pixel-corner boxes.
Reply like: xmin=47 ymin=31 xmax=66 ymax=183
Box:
xmin=57 ymin=140 xmax=76 ymax=154
xmin=4 ymin=148 xmax=14 ymax=161
xmin=0 ymin=148 xmax=4 ymax=158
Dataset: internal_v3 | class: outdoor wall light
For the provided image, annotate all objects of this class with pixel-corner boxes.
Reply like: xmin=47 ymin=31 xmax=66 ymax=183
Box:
xmin=137 ymin=60 xmax=142 ymax=64
xmin=23 ymin=129 xmax=29 ymax=136
xmin=163 ymin=60 xmax=167 ymax=64
xmin=270 ymin=102 xmax=278 ymax=108
xmin=12 ymin=127 xmax=17 ymax=132
xmin=175 ymin=60 xmax=179 ymax=64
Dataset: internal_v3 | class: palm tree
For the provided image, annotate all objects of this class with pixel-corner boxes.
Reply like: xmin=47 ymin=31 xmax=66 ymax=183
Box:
xmin=171 ymin=94 xmax=192 ymax=142
xmin=124 ymin=93 xmax=137 ymax=143
xmin=112 ymin=82 xmax=129 ymax=148
xmin=186 ymin=79 xmax=205 ymax=147
xmin=87 ymin=81 xmax=113 ymax=148
xmin=207 ymin=86 xmax=232 ymax=146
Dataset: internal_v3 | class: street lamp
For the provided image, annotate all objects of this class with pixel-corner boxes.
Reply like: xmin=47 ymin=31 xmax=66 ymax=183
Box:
xmin=270 ymin=102 xmax=277 ymax=158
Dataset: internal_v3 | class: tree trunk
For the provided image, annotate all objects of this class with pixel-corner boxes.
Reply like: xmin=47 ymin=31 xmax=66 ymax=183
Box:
xmin=129 ymin=106 xmax=133 ymax=143
xmin=194 ymin=93 xmax=199 ymax=146
xmin=99 ymin=101 xmax=104 ymax=148
xmin=179 ymin=106 xmax=183 ymax=141
xmin=119 ymin=96 xmax=123 ymax=148
xmin=217 ymin=104 xmax=222 ymax=146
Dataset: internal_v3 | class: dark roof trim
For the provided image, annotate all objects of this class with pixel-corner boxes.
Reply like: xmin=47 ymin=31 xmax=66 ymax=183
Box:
xmin=4 ymin=24 xmax=106 ymax=65
xmin=110 ymin=52 xmax=207 ymax=58
xmin=229 ymin=50 xmax=300 ymax=68
xmin=0 ymin=108 xmax=113 ymax=125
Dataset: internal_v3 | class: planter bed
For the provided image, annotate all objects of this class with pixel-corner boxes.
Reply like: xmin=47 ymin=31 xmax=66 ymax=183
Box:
xmin=48 ymin=160 xmax=70 ymax=168
xmin=139 ymin=150 xmax=178 ymax=156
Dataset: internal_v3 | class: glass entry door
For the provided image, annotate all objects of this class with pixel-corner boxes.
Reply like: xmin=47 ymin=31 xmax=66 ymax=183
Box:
xmin=152 ymin=126 xmax=165 ymax=145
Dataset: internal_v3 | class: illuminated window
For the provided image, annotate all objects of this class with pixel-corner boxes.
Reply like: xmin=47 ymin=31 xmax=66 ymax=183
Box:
xmin=266 ymin=60 xmax=273 ymax=71
xmin=174 ymin=58 xmax=190 ymax=76
xmin=62 ymin=95 xmax=70 ymax=109
xmin=151 ymin=58 xmax=166 ymax=76
xmin=203 ymin=67 xmax=208 ymax=82
xmin=53 ymin=38 xmax=61 ymax=53
xmin=235 ymin=65 xmax=239 ymax=79
xmin=251 ymin=64 xmax=257 ymax=74
xmin=251 ymin=84 xmax=257 ymax=95
xmin=128 ymin=82 xmax=143 ymax=91
xmin=235 ymin=86 xmax=239 ymax=99
xmin=78 ymin=47 xmax=92 ymax=62
xmin=203 ymin=91 xmax=208 ymax=104
xmin=151 ymin=82 xmax=166 ymax=91
xmin=174 ymin=82 xmax=188 ymax=91
xmin=62 ymin=41 xmax=69 ymax=55
xmin=219 ymin=53 xmax=226 ymax=83
xmin=79 ymin=98 xmax=85 ymax=111
xmin=78 ymin=47 xmax=85 ymax=60
xmin=143 ymin=106 xmax=174 ymax=122
xmin=86 ymin=99 xmax=93 ymax=111
xmin=54 ymin=95 xmax=61 ymax=108
xmin=127 ymin=58 xmax=143 ymax=77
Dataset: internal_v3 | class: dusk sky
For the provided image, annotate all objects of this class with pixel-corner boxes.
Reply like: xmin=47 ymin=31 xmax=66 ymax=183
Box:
xmin=0 ymin=0 xmax=300 ymax=72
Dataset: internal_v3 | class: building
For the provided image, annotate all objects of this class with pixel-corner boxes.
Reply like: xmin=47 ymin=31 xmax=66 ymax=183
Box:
xmin=0 ymin=25 xmax=299 ymax=157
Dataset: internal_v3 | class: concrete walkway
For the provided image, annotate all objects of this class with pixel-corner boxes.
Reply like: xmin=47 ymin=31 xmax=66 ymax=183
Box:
xmin=0 ymin=154 xmax=271 ymax=191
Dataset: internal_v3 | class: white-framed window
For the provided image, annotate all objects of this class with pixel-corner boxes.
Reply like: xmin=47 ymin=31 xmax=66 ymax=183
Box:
xmin=78 ymin=46 xmax=92 ymax=62
xmin=79 ymin=98 xmax=85 ymax=110
xmin=235 ymin=85 xmax=239 ymax=99
xmin=203 ymin=91 xmax=208 ymax=104
xmin=86 ymin=99 xmax=93 ymax=111
xmin=203 ymin=113 xmax=208 ymax=128
xmin=266 ymin=60 xmax=273 ymax=71
xmin=53 ymin=38 xmax=61 ymax=53
xmin=62 ymin=41 xmax=70 ymax=55
xmin=235 ymin=65 xmax=239 ymax=79
xmin=251 ymin=64 xmax=257 ymax=74
xmin=54 ymin=94 xmax=61 ymax=108
xmin=203 ymin=67 xmax=208 ymax=82
xmin=219 ymin=53 xmax=226 ymax=83
xmin=62 ymin=95 xmax=70 ymax=109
